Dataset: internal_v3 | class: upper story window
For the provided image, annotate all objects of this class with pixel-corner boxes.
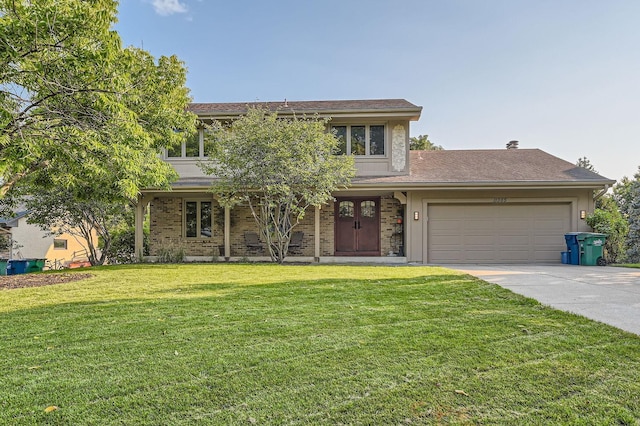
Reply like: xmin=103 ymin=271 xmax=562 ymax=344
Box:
xmin=167 ymin=129 xmax=203 ymax=158
xmin=332 ymin=125 xmax=385 ymax=156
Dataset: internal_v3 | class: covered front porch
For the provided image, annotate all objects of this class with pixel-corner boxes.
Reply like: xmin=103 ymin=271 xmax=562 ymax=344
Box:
xmin=134 ymin=192 xmax=407 ymax=263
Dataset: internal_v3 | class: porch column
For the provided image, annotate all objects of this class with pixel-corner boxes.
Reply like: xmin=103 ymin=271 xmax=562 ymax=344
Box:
xmin=134 ymin=194 xmax=151 ymax=261
xmin=314 ymin=205 xmax=321 ymax=262
xmin=224 ymin=206 xmax=231 ymax=260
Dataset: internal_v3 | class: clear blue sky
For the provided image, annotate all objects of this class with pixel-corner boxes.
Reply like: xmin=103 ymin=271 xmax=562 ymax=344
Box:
xmin=115 ymin=0 xmax=640 ymax=183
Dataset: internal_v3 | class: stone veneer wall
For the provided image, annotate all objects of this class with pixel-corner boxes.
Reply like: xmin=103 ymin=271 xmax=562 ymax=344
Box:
xmin=380 ymin=196 xmax=404 ymax=256
xmin=149 ymin=194 xmax=403 ymax=258
xmin=149 ymin=196 xmax=223 ymax=257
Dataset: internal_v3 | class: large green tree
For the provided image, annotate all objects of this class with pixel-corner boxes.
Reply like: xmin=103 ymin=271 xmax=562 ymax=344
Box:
xmin=0 ymin=0 xmax=194 ymax=199
xmin=202 ymin=108 xmax=356 ymax=263
xmin=576 ymin=156 xmax=597 ymax=173
xmin=409 ymin=134 xmax=443 ymax=151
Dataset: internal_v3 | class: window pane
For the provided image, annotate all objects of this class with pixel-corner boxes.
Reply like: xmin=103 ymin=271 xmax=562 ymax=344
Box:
xmin=201 ymin=202 xmax=212 ymax=237
xmin=185 ymin=131 xmax=199 ymax=157
xmin=167 ymin=143 xmax=181 ymax=158
xmin=370 ymin=125 xmax=385 ymax=155
xmin=332 ymin=126 xmax=347 ymax=155
xmin=351 ymin=126 xmax=366 ymax=155
xmin=203 ymin=127 xmax=215 ymax=157
xmin=185 ymin=201 xmax=197 ymax=237
xmin=53 ymin=239 xmax=67 ymax=249
xmin=339 ymin=201 xmax=354 ymax=218
xmin=361 ymin=201 xmax=376 ymax=218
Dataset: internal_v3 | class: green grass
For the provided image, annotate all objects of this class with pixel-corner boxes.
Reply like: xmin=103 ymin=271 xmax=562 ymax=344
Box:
xmin=1 ymin=264 xmax=639 ymax=425
xmin=617 ymin=263 xmax=640 ymax=269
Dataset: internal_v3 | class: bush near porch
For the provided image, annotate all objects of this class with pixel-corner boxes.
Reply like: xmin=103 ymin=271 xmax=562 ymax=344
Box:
xmin=1 ymin=264 xmax=638 ymax=424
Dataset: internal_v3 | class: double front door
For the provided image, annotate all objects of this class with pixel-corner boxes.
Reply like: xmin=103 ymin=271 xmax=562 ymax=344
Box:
xmin=334 ymin=197 xmax=380 ymax=256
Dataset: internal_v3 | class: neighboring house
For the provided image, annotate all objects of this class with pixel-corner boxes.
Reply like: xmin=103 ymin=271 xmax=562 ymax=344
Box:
xmin=0 ymin=210 xmax=90 ymax=267
xmin=134 ymin=99 xmax=614 ymax=264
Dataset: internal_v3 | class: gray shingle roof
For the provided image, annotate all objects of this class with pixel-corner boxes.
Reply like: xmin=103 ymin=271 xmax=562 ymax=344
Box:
xmin=352 ymin=149 xmax=615 ymax=186
xmin=189 ymin=99 xmax=422 ymax=118
xmin=0 ymin=210 xmax=28 ymax=227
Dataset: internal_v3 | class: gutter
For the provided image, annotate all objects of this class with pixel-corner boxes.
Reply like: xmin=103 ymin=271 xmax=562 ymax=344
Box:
xmin=347 ymin=179 xmax=617 ymax=191
xmin=144 ymin=178 xmax=617 ymax=194
xmin=593 ymin=184 xmax=610 ymax=201
xmin=196 ymin=110 xmax=422 ymax=122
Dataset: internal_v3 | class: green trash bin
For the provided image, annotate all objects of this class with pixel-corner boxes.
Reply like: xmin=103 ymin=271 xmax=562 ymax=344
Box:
xmin=0 ymin=258 xmax=8 ymax=276
xmin=26 ymin=258 xmax=46 ymax=273
xmin=579 ymin=233 xmax=607 ymax=266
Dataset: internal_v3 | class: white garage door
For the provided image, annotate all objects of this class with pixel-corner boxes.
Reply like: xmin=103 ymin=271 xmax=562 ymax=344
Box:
xmin=427 ymin=203 xmax=571 ymax=264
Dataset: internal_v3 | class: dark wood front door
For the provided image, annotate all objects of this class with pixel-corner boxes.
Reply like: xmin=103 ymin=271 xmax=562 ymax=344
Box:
xmin=335 ymin=197 xmax=380 ymax=256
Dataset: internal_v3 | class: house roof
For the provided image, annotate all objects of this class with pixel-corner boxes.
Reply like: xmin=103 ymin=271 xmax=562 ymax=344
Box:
xmin=0 ymin=210 xmax=28 ymax=228
xmin=166 ymin=149 xmax=614 ymax=191
xmin=189 ymin=99 xmax=422 ymax=120
xmin=351 ymin=149 xmax=615 ymax=188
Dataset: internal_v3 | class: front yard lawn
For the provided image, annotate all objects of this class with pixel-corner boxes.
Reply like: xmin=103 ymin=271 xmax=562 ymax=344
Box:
xmin=618 ymin=264 xmax=640 ymax=269
xmin=1 ymin=264 xmax=638 ymax=424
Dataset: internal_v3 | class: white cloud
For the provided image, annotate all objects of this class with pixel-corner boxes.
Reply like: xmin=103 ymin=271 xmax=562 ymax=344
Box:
xmin=151 ymin=0 xmax=188 ymax=16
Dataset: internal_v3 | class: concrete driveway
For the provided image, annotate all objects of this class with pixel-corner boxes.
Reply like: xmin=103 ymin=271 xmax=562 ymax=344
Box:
xmin=443 ymin=264 xmax=640 ymax=336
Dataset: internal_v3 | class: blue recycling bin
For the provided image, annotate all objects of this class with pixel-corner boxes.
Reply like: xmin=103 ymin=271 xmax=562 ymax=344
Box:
xmin=564 ymin=233 xmax=582 ymax=265
xmin=7 ymin=259 xmax=28 ymax=275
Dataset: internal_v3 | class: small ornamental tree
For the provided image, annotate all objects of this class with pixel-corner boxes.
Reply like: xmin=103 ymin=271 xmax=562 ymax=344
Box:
xmin=25 ymin=191 xmax=126 ymax=266
xmin=202 ymin=107 xmax=356 ymax=263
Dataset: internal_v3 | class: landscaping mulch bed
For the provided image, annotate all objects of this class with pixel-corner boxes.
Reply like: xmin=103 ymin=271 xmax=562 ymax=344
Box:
xmin=0 ymin=273 xmax=92 ymax=290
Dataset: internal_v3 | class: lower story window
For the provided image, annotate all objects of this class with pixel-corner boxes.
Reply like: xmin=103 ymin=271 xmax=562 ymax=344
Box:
xmin=185 ymin=201 xmax=212 ymax=238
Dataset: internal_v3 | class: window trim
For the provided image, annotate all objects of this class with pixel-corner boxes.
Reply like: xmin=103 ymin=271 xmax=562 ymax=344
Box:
xmin=166 ymin=128 xmax=205 ymax=159
xmin=183 ymin=199 xmax=213 ymax=239
xmin=331 ymin=123 xmax=387 ymax=157
xmin=53 ymin=239 xmax=68 ymax=250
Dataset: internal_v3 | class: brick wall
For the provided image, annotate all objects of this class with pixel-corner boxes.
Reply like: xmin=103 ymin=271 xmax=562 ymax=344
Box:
xmin=149 ymin=196 xmax=223 ymax=257
xmin=149 ymin=194 xmax=403 ymax=258
xmin=380 ymin=196 xmax=404 ymax=256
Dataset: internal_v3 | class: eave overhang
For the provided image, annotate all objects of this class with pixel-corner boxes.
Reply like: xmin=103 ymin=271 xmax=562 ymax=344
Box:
xmin=195 ymin=109 xmax=422 ymax=122
xmin=347 ymin=179 xmax=616 ymax=191
xmin=141 ymin=178 xmax=615 ymax=195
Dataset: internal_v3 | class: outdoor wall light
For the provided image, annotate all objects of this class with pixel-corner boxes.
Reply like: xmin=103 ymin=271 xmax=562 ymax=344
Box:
xmin=413 ymin=211 xmax=420 ymax=220
xmin=580 ymin=210 xmax=587 ymax=220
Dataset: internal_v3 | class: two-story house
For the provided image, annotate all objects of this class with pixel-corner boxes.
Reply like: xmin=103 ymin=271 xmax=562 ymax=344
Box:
xmin=134 ymin=99 xmax=614 ymax=264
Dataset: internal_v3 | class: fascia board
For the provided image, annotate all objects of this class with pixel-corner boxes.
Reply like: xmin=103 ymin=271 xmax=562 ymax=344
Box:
xmin=195 ymin=109 xmax=422 ymax=122
xmin=348 ymin=180 xmax=616 ymax=191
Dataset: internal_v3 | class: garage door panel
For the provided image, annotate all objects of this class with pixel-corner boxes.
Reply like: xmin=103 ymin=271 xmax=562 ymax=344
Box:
xmin=463 ymin=219 xmax=494 ymax=231
xmin=464 ymin=235 xmax=495 ymax=245
xmin=499 ymin=235 xmax=530 ymax=245
xmin=501 ymin=220 xmax=530 ymax=230
xmin=427 ymin=203 xmax=571 ymax=264
xmin=430 ymin=235 xmax=462 ymax=245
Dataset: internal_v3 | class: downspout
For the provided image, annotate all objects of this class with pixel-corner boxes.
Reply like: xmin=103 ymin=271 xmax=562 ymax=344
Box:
xmin=594 ymin=184 xmax=610 ymax=202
